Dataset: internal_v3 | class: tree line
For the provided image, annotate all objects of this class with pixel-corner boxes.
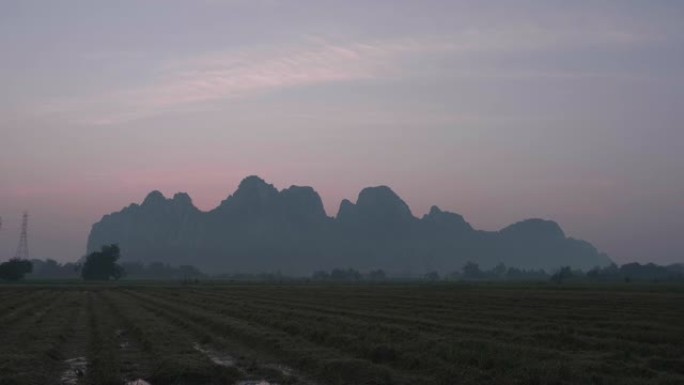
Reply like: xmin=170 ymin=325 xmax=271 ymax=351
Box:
xmin=0 ymin=244 xmax=204 ymax=282
xmin=310 ymin=261 xmax=684 ymax=283
xmin=2 ymin=245 xmax=682 ymax=283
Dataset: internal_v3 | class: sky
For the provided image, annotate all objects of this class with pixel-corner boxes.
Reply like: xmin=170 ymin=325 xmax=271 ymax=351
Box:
xmin=1 ymin=0 xmax=683 ymax=265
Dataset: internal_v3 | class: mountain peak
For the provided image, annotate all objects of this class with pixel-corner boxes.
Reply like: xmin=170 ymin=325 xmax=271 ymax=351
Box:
xmin=422 ymin=205 xmax=472 ymax=232
xmin=501 ymin=218 xmax=565 ymax=239
xmin=142 ymin=190 xmax=166 ymax=206
xmin=238 ymin=175 xmax=268 ymax=188
xmin=336 ymin=199 xmax=356 ymax=222
xmin=234 ymin=175 xmax=278 ymax=197
xmin=172 ymin=192 xmax=193 ymax=207
xmin=280 ymin=185 xmax=328 ymax=221
xmin=336 ymin=186 xmax=415 ymax=231
xmin=355 ymin=186 xmax=414 ymax=220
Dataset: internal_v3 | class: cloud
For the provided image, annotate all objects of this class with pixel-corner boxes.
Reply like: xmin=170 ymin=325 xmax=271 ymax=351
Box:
xmin=36 ymin=38 xmax=455 ymax=125
xmin=35 ymin=25 xmax=658 ymax=126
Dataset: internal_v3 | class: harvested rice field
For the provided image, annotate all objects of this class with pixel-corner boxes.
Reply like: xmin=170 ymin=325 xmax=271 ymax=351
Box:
xmin=0 ymin=283 xmax=682 ymax=385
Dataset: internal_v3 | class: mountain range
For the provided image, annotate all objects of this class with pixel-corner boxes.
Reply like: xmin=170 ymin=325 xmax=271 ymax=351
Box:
xmin=87 ymin=176 xmax=612 ymax=275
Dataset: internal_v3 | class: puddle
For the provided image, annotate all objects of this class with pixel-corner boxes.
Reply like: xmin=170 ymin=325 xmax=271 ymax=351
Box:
xmin=126 ymin=380 xmax=152 ymax=385
xmin=192 ymin=343 xmax=309 ymax=385
xmin=193 ymin=343 xmax=236 ymax=367
xmin=264 ymin=363 xmax=294 ymax=377
xmin=60 ymin=357 xmax=87 ymax=385
xmin=116 ymin=328 xmax=131 ymax=349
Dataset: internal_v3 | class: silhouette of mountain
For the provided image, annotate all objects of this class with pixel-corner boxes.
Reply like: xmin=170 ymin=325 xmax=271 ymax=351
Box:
xmin=87 ymin=176 xmax=612 ymax=275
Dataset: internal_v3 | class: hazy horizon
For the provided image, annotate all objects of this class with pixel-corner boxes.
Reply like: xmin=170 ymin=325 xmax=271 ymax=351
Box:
xmin=1 ymin=0 xmax=683 ymax=265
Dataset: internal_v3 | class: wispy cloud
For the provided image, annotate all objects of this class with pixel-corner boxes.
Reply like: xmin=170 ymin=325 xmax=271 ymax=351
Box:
xmin=36 ymin=25 xmax=657 ymax=126
xmin=37 ymin=38 xmax=459 ymax=125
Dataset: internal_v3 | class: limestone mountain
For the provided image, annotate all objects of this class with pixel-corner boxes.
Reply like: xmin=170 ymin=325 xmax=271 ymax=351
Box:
xmin=87 ymin=176 xmax=612 ymax=275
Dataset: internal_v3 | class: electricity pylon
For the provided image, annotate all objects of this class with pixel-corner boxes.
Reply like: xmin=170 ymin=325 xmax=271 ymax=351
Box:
xmin=14 ymin=212 xmax=29 ymax=260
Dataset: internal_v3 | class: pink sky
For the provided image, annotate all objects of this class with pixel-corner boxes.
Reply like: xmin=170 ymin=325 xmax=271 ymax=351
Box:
xmin=1 ymin=0 xmax=683 ymax=264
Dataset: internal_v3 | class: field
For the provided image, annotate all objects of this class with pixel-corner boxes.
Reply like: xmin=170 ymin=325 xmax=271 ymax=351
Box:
xmin=0 ymin=283 xmax=682 ymax=385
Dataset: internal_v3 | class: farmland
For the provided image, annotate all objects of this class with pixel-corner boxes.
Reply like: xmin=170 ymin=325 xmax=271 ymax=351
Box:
xmin=0 ymin=283 xmax=682 ymax=385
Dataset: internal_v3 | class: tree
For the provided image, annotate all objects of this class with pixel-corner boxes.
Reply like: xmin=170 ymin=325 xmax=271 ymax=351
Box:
xmin=178 ymin=265 xmax=203 ymax=279
xmin=81 ymin=244 xmax=125 ymax=281
xmin=462 ymin=261 xmax=483 ymax=279
xmin=551 ymin=266 xmax=573 ymax=283
xmin=329 ymin=268 xmax=362 ymax=281
xmin=368 ymin=269 xmax=387 ymax=281
xmin=312 ymin=270 xmax=330 ymax=280
xmin=0 ymin=259 xmax=33 ymax=281
xmin=492 ymin=263 xmax=507 ymax=278
xmin=424 ymin=271 xmax=440 ymax=281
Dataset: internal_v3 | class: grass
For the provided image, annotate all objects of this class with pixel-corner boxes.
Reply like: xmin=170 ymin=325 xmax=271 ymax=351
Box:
xmin=0 ymin=282 xmax=682 ymax=384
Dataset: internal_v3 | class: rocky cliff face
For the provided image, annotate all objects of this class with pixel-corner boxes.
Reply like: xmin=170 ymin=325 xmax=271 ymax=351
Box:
xmin=87 ymin=176 xmax=612 ymax=275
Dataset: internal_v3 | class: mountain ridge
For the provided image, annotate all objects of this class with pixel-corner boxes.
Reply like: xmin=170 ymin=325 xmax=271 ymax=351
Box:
xmin=87 ymin=175 xmax=612 ymax=275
